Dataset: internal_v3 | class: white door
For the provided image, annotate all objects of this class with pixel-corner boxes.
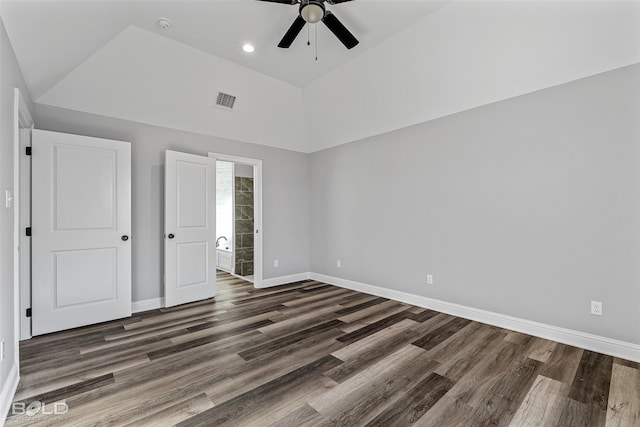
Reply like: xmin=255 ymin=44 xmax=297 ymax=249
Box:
xmin=31 ymin=130 xmax=131 ymax=335
xmin=165 ymin=150 xmax=216 ymax=307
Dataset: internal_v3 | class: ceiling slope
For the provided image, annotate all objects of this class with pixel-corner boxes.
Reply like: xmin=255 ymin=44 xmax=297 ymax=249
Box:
xmin=303 ymin=0 xmax=640 ymax=152
xmin=38 ymin=26 xmax=308 ymax=152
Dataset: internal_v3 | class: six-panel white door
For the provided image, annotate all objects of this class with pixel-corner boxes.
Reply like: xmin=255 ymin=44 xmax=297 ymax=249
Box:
xmin=164 ymin=150 xmax=216 ymax=307
xmin=31 ymin=130 xmax=132 ymax=335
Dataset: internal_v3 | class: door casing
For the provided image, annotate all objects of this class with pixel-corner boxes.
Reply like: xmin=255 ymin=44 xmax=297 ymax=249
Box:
xmin=209 ymin=152 xmax=263 ymax=288
xmin=15 ymin=88 xmax=33 ymax=341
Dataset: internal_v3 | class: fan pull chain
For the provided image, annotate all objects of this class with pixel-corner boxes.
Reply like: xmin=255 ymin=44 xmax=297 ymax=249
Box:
xmin=307 ymin=22 xmax=310 ymax=46
xmin=315 ymin=24 xmax=318 ymax=61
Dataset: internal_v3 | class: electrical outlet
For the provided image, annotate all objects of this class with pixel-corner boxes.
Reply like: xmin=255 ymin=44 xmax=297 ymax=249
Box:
xmin=426 ymin=274 xmax=433 ymax=285
xmin=337 ymin=260 xmax=341 ymax=268
xmin=274 ymin=260 xmax=279 ymax=268
xmin=590 ymin=300 xmax=602 ymax=316
xmin=0 ymin=340 xmax=5 ymax=362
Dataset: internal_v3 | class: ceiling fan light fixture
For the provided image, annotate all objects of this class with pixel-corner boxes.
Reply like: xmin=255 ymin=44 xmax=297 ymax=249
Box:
xmin=300 ymin=2 xmax=325 ymax=24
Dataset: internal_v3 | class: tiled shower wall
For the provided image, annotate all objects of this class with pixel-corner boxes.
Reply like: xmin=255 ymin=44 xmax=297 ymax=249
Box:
xmin=235 ymin=177 xmax=254 ymax=276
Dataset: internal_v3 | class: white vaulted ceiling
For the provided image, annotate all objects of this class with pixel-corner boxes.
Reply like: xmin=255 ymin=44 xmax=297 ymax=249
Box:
xmin=1 ymin=0 xmax=639 ymax=152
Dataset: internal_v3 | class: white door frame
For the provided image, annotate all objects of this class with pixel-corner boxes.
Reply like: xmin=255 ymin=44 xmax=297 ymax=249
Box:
xmin=14 ymin=88 xmax=33 ymax=342
xmin=208 ymin=153 xmax=263 ymax=288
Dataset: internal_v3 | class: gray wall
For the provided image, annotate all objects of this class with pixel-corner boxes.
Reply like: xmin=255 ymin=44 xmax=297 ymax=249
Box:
xmin=310 ymin=64 xmax=640 ymax=345
xmin=0 ymin=16 xmax=34 ymax=402
xmin=34 ymin=105 xmax=310 ymax=302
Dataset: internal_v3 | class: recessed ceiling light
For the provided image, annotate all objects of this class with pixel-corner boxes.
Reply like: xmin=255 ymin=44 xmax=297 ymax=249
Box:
xmin=242 ymin=43 xmax=255 ymax=53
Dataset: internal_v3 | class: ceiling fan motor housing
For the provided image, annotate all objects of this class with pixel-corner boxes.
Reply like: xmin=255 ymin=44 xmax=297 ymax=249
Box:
xmin=300 ymin=1 xmax=326 ymax=23
xmin=265 ymin=0 xmax=358 ymax=50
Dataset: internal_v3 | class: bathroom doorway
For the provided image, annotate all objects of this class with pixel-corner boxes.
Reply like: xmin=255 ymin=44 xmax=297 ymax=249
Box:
xmin=211 ymin=153 xmax=263 ymax=288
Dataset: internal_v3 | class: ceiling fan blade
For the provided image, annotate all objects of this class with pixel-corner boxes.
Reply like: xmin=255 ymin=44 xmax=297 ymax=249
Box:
xmin=321 ymin=11 xmax=359 ymax=49
xmin=326 ymin=0 xmax=354 ymax=4
xmin=278 ymin=15 xmax=307 ymax=48
xmin=256 ymin=0 xmax=298 ymax=4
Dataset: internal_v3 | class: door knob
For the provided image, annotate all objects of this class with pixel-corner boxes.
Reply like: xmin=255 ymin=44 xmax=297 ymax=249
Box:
xmin=168 ymin=233 xmax=175 ymax=239
xmin=121 ymin=235 xmax=129 ymax=241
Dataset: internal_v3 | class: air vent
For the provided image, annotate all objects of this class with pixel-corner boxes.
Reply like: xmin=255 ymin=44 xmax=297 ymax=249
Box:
xmin=215 ymin=92 xmax=237 ymax=111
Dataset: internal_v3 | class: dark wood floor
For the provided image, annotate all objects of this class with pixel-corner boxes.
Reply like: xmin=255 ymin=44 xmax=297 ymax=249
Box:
xmin=5 ymin=271 xmax=640 ymax=426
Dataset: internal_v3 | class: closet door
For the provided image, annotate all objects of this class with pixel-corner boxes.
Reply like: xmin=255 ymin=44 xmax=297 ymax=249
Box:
xmin=31 ymin=130 xmax=131 ymax=335
xmin=164 ymin=150 xmax=216 ymax=307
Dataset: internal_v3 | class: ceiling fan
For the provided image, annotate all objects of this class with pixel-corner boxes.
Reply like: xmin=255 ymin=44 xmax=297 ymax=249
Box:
xmin=258 ymin=0 xmax=359 ymax=50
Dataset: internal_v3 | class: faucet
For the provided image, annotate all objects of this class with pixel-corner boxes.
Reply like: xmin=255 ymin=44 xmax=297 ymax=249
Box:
xmin=216 ymin=236 xmax=228 ymax=248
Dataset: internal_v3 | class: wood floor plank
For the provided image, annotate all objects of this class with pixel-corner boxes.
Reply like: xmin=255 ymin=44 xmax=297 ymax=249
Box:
xmin=433 ymin=323 xmax=506 ymax=381
xmin=426 ymin=321 xmax=490 ymax=362
xmin=337 ymin=299 xmax=408 ymax=324
xmin=336 ymin=310 xmax=412 ymax=345
xmin=237 ymin=319 xmax=344 ymax=361
xmin=327 ymin=318 xmax=420 ymax=382
xmin=281 ymin=287 xmax=354 ymax=308
xmin=61 ymin=353 xmax=247 ymax=426
xmin=504 ymin=330 xmax=534 ymax=346
xmin=412 ymin=316 xmax=472 ymax=351
xmin=365 ymin=372 xmax=454 ymax=426
xmin=218 ymin=375 xmax=337 ymax=427
xmin=605 ymin=363 xmax=640 ymax=426
xmin=276 ymin=290 xmax=363 ymax=317
xmin=80 ymin=328 xmax=190 ymax=354
xmin=122 ymin=393 xmax=215 ymax=427
xmin=508 ymin=375 xmax=570 ymax=427
xmin=557 ymin=398 xmax=607 ymax=427
xmin=257 ymin=305 xmax=342 ymax=337
xmin=539 ymin=342 xmax=584 ymax=384
xmin=14 ymin=354 xmax=149 ymax=400
xmin=176 ymin=355 xmax=342 ymax=427
xmin=309 ymin=345 xmax=439 ymax=425
xmin=333 ymin=296 xmax=389 ymax=316
xmin=103 ymin=314 xmax=221 ymax=341
xmin=569 ymin=350 xmax=614 ymax=411
xmin=527 ymin=337 xmax=558 ymax=363
xmin=413 ymin=395 xmax=476 ymax=427
xmin=169 ymin=310 xmax=281 ymax=344
xmin=441 ymin=338 xmax=522 ymax=407
xmin=125 ymin=301 xmax=223 ymax=331
xmin=467 ymin=356 xmax=543 ymax=426
xmin=613 ymin=357 xmax=640 ymax=369
xmin=205 ymin=327 xmax=345 ymax=405
xmin=147 ymin=318 xmax=275 ymax=360
xmin=406 ymin=308 xmax=440 ymax=323
xmin=327 ymin=314 xmax=451 ymax=383
xmin=267 ymin=404 xmax=325 ymax=427
xmin=9 ymin=373 xmax=115 ymax=410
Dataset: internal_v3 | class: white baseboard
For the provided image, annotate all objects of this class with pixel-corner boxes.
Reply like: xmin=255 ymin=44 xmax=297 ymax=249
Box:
xmin=310 ymin=273 xmax=640 ymax=363
xmin=0 ymin=362 xmax=19 ymax=427
xmin=131 ymin=297 xmax=165 ymax=313
xmin=258 ymin=272 xmax=311 ymax=288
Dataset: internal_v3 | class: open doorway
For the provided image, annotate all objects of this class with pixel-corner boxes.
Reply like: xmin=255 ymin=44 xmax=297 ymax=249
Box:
xmin=211 ymin=153 xmax=262 ymax=288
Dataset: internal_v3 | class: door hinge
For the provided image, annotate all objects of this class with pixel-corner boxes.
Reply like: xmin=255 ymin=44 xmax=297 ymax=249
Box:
xmin=26 ymin=227 xmax=31 ymax=237
xmin=26 ymin=308 xmax=32 ymax=317
xmin=25 ymin=146 xmax=32 ymax=156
